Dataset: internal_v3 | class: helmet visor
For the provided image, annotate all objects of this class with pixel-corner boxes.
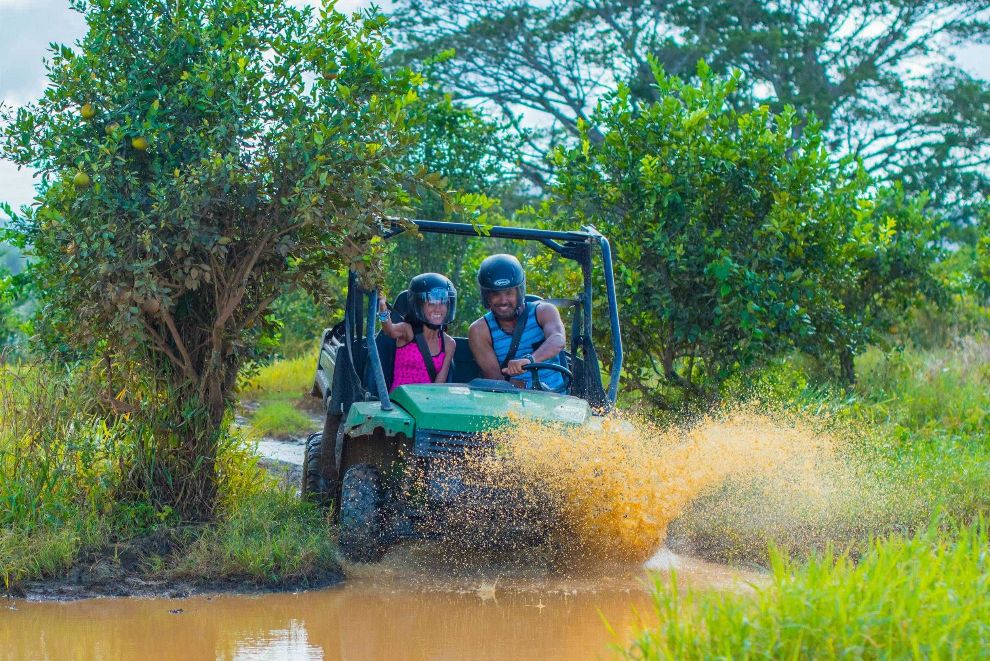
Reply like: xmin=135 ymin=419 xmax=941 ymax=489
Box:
xmin=425 ymin=286 xmax=452 ymax=306
xmin=413 ymin=287 xmax=456 ymax=325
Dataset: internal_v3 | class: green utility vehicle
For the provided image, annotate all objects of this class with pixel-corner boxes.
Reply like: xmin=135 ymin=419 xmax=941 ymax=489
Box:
xmin=304 ymin=220 xmax=622 ymax=562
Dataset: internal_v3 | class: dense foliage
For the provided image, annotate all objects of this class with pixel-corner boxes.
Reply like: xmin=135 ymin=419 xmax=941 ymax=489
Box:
xmin=544 ymin=64 xmax=944 ymax=404
xmin=0 ymin=0 xmax=424 ymax=518
xmin=392 ymin=0 xmax=990 ymax=226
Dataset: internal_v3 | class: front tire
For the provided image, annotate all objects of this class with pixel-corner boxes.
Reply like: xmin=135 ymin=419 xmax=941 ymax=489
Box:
xmin=338 ymin=464 xmax=386 ymax=563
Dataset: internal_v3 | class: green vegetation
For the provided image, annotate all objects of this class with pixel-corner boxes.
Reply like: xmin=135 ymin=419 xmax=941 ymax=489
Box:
xmin=0 ymin=361 xmax=333 ymax=590
xmin=172 ymin=489 xmax=337 ymax=586
xmin=246 ymin=401 xmax=314 ymax=440
xmin=241 ymin=355 xmax=315 ymax=401
xmin=1 ymin=0 xmax=426 ymax=519
xmin=239 ymin=355 xmax=317 ymax=438
xmin=627 ymin=523 xmax=990 ymax=658
xmin=544 ymin=65 xmax=943 ymax=404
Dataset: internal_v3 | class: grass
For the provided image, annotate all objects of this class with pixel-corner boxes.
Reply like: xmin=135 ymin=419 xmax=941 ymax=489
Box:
xmin=239 ymin=355 xmax=314 ymax=401
xmin=171 ymin=489 xmax=338 ymax=585
xmin=626 ymin=521 xmax=990 ymax=658
xmin=0 ymin=359 xmax=337 ymax=591
xmin=246 ymin=400 xmax=315 ymax=439
xmin=239 ymin=355 xmax=318 ymax=438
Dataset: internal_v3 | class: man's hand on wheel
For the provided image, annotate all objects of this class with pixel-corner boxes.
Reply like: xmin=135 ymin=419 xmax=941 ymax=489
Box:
xmin=501 ymin=358 xmax=531 ymax=376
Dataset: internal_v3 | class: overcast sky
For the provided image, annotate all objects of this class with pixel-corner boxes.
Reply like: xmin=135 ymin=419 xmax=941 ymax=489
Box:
xmin=2 ymin=0 xmax=988 ymax=217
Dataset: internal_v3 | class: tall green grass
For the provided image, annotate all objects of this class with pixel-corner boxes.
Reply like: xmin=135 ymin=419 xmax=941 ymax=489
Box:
xmin=171 ymin=489 xmax=337 ymax=585
xmin=238 ymin=355 xmax=318 ymax=438
xmin=239 ymin=355 xmax=315 ymax=401
xmin=0 ymin=364 xmax=336 ymax=590
xmin=627 ymin=522 xmax=990 ymax=658
xmin=246 ymin=400 xmax=315 ymax=439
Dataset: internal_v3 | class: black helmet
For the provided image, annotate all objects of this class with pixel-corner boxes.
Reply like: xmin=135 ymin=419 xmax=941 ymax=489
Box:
xmin=478 ymin=254 xmax=525 ymax=316
xmin=408 ymin=272 xmax=456 ymax=329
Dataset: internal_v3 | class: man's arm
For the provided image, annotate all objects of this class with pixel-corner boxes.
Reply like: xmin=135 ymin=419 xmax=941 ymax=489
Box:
xmin=468 ymin=318 xmax=504 ymax=380
xmin=502 ymin=303 xmax=567 ymax=376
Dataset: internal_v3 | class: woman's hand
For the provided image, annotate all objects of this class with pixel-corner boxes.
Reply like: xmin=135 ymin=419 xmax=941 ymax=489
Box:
xmin=377 ymin=292 xmax=388 ymax=314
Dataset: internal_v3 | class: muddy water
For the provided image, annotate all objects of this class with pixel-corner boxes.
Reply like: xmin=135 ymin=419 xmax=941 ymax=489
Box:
xmin=0 ymin=546 xmax=759 ymax=661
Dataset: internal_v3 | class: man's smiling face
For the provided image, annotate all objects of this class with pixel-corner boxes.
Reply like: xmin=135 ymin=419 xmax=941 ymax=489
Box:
xmin=488 ymin=289 xmax=519 ymax=321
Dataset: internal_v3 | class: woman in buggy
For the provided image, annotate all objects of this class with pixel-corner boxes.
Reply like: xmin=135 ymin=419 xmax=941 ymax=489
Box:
xmin=377 ymin=273 xmax=457 ymax=391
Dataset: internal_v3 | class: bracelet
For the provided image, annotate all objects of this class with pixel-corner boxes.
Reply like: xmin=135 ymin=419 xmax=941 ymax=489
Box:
xmin=377 ymin=311 xmax=390 ymax=323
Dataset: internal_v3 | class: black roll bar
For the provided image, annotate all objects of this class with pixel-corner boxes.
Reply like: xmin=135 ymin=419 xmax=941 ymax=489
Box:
xmin=354 ymin=218 xmax=622 ymax=408
xmin=366 ymin=289 xmax=393 ymax=410
xmin=585 ymin=227 xmax=623 ymax=404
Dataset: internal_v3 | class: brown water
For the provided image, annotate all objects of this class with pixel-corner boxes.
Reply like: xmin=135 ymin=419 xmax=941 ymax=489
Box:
xmin=0 ymin=545 xmax=760 ymax=661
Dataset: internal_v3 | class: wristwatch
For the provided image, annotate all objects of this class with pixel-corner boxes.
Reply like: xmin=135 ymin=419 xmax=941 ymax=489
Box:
xmin=377 ymin=310 xmax=390 ymax=323
xmin=522 ymin=354 xmax=535 ymax=364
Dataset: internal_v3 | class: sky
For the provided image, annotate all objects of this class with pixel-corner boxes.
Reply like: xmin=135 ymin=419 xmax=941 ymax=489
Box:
xmin=1 ymin=0 xmax=988 ymax=217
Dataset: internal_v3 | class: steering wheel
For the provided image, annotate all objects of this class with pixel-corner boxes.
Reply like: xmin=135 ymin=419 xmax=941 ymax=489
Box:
xmin=522 ymin=361 xmax=573 ymax=394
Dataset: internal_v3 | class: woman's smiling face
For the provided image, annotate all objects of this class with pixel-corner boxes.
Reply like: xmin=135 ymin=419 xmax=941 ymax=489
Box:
xmin=423 ymin=300 xmax=448 ymax=325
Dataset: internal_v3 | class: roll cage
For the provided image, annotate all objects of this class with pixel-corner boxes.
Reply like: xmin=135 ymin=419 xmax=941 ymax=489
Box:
xmin=328 ymin=219 xmax=623 ymax=412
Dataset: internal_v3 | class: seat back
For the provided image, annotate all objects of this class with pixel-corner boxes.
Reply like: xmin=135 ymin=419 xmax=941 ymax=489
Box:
xmin=450 ymin=337 xmax=480 ymax=383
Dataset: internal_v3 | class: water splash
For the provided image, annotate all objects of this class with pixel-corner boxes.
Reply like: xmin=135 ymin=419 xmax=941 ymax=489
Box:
xmin=461 ymin=408 xmax=866 ymax=563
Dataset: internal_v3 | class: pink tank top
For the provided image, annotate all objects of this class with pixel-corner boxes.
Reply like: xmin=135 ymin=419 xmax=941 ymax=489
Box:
xmin=391 ymin=337 xmax=445 ymax=391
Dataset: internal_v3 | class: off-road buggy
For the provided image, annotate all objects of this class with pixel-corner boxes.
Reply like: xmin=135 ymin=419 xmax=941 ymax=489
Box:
xmin=304 ymin=219 xmax=622 ymax=562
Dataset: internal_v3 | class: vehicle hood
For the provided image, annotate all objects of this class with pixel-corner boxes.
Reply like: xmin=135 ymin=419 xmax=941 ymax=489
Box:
xmin=389 ymin=383 xmax=592 ymax=433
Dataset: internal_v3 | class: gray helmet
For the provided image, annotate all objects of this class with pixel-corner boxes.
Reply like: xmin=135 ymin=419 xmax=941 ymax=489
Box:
xmin=408 ymin=272 xmax=456 ymax=329
xmin=477 ymin=254 xmax=525 ymax=316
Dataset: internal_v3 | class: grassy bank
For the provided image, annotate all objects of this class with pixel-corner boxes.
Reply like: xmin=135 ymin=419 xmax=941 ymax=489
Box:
xmin=0 ymin=361 xmax=337 ymax=593
xmin=627 ymin=522 xmax=990 ymax=658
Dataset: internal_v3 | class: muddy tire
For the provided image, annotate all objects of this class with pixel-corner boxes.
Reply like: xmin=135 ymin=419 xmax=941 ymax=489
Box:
xmin=301 ymin=433 xmax=333 ymax=507
xmin=338 ymin=464 xmax=386 ymax=563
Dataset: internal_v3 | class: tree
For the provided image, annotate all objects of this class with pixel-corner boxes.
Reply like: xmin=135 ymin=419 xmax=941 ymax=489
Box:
xmin=543 ymin=63 xmax=943 ymax=404
xmin=1 ymin=0 xmax=423 ymax=519
xmin=803 ymin=183 xmax=947 ymax=384
xmin=391 ymin=0 xmax=990 ymax=222
xmin=383 ymin=85 xmax=523 ymax=312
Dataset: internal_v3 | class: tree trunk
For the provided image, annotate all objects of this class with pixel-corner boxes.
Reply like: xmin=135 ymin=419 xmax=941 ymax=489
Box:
xmin=839 ymin=347 xmax=856 ymax=388
xmin=128 ymin=357 xmax=237 ymax=522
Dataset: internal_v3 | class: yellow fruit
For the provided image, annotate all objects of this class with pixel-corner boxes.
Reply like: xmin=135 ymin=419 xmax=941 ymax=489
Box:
xmin=104 ymin=122 xmax=120 ymax=135
xmin=80 ymin=103 xmax=96 ymax=120
xmin=131 ymin=136 xmax=149 ymax=151
xmin=72 ymin=171 xmax=91 ymax=188
xmin=140 ymin=297 xmax=161 ymax=315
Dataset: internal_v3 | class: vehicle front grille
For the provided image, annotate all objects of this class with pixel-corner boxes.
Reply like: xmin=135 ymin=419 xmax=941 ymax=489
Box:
xmin=413 ymin=428 xmax=485 ymax=458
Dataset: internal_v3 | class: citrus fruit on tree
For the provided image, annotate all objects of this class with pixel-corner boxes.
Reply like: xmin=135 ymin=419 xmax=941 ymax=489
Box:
xmin=73 ymin=171 xmax=91 ymax=188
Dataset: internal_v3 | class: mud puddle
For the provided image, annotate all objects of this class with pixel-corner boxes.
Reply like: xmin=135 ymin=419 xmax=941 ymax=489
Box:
xmin=0 ymin=543 xmax=762 ymax=661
